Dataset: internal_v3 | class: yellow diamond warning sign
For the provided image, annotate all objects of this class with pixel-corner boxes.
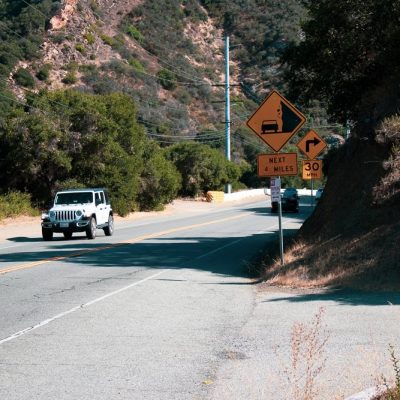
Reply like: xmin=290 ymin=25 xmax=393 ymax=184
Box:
xmin=297 ymin=130 xmax=327 ymax=160
xmin=257 ymin=153 xmax=298 ymax=177
xmin=247 ymin=90 xmax=306 ymax=152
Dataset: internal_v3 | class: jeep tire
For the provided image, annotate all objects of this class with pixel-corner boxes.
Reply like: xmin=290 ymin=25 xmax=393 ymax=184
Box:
xmin=86 ymin=217 xmax=97 ymax=239
xmin=42 ymin=228 xmax=53 ymax=241
xmin=103 ymin=214 xmax=114 ymax=236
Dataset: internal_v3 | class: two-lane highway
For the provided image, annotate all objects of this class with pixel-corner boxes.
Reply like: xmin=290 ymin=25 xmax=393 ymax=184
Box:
xmin=0 ymin=198 xmax=306 ymax=400
xmin=2 ymin=197 xmax=399 ymax=399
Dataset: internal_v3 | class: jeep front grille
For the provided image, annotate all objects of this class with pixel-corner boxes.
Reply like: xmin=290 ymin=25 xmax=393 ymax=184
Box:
xmin=54 ymin=210 xmax=78 ymax=222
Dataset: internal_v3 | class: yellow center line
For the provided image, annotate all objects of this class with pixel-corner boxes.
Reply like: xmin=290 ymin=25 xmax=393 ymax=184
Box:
xmin=0 ymin=212 xmax=251 ymax=276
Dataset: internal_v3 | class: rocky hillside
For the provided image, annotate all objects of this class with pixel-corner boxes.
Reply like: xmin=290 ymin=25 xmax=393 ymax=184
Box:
xmin=14 ymin=0 xmax=226 ymax=140
xmin=3 ymin=0 xmax=328 ymax=166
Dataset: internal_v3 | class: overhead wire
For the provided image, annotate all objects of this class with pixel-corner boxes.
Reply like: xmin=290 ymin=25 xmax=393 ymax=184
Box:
xmin=20 ymin=0 xmax=48 ymax=18
xmin=0 ymin=21 xmax=26 ymax=40
xmin=0 ymin=1 xmax=249 ymax=147
xmin=88 ymin=6 xmax=216 ymax=85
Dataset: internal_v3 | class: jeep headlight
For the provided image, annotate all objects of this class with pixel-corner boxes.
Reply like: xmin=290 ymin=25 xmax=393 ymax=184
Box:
xmin=76 ymin=210 xmax=83 ymax=218
xmin=49 ymin=211 xmax=56 ymax=219
xmin=41 ymin=212 xmax=49 ymax=220
xmin=82 ymin=209 xmax=91 ymax=218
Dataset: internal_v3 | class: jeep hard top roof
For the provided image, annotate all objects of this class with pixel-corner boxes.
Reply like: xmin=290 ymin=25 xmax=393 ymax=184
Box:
xmin=57 ymin=188 xmax=107 ymax=193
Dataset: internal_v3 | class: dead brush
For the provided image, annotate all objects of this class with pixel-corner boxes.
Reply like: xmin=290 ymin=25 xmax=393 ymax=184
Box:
xmin=278 ymin=307 xmax=330 ymax=400
xmin=376 ymin=345 xmax=400 ymax=400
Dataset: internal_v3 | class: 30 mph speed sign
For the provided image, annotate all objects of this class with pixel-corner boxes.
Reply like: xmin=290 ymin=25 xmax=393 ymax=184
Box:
xmin=302 ymin=160 xmax=323 ymax=180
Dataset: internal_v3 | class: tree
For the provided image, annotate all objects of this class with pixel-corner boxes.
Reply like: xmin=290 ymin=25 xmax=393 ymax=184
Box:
xmin=138 ymin=141 xmax=181 ymax=211
xmin=164 ymin=141 xmax=240 ymax=197
xmin=3 ymin=89 xmax=192 ymax=214
xmin=0 ymin=108 xmax=72 ymax=203
xmin=283 ymin=0 xmax=400 ymax=132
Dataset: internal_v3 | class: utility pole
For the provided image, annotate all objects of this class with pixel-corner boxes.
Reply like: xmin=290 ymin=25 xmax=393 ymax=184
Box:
xmin=224 ymin=35 xmax=231 ymax=194
xmin=346 ymin=120 xmax=351 ymax=139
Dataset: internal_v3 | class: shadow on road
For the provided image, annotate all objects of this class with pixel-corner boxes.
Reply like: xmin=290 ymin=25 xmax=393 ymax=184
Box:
xmin=262 ymin=288 xmax=400 ymax=306
xmin=0 ymin=231 xmax=279 ymax=279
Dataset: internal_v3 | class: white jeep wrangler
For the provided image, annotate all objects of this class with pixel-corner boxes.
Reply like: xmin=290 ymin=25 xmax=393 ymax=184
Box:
xmin=41 ymin=188 xmax=114 ymax=240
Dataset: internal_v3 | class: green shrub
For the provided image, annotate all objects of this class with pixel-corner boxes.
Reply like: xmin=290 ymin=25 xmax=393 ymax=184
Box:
xmin=13 ymin=68 xmax=35 ymax=88
xmin=75 ymin=43 xmax=86 ymax=54
xmin=78 ymin=64 xmax=97 ymax=73
xmin=89 ymin=0 xmax=100 ymax=14
xmin=36 ymin=64 xmax=52 ymax=81
xmin=0 ymin=192 xmax=38 ymax=220
xmin=84 ymin=32 xmax=96 ymax=45
xmin=174 ymin=88 xmax=191 ymax=104
xmin=62 ymin=72 xmax=78 ymax=84
xmin=100 ymin=34 xmax=115 ymax=46
xmin=64 ymin=61 xmax=79 ymax=72
xmin=157 ymin=69 xmax=177 ymax=90
xmin=124 ymin=24 xmax=144 ymax=43
xmin=128 ymin=58 xmax=145 ymax=72
xmin=50 ymin=34 xmax=65 ymax=44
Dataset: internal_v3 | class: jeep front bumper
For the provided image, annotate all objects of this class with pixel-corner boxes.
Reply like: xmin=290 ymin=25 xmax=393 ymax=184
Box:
xmin=41 ymin=219 xmax=90 ymax=233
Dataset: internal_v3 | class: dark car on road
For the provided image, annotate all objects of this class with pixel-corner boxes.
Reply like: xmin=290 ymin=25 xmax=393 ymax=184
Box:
xmin=271 ymin=187 xmax=299 ymax=213
xmin=315 ymin=187 xmax=324 ymax=202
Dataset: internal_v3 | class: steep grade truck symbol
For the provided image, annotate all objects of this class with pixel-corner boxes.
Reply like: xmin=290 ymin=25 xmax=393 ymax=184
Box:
xmin=261 ymin=120 xmax=279 ymax=133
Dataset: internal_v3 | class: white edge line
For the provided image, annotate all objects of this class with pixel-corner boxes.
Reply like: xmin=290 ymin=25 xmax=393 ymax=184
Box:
xmin=0 ymin=270 xmax=166 ymax=345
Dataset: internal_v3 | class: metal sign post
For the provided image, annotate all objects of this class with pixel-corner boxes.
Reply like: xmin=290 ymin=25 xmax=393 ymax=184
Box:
xmin=271 ymin=177 xmax=284 ymax=265
xmin=278 ymin=177 xmax=284 ymax=265
xmin=311 ymin=179 xmax=314 ymax=208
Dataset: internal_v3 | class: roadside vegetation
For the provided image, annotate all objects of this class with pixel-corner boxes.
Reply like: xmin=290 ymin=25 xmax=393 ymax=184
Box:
xmin=376 ymin=345 xmax=400 ymax=400
xmin=0 ymin=191 xmax=38 ymax=220
xmin=277 ymin=307 xmax=329 ymax=400
xmin=0 ymin=88 xmax=248 ymax=217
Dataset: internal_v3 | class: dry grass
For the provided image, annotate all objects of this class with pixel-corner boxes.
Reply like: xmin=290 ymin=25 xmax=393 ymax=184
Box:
xmin=374 ymin=116 xmax=400 ymax=205
xmin=260 ymin=218 xmax=400 ymax=290
xmin=276 ymin=307 xmax=330 ymax=400
xmin=373 ymin=346 xmax=400 ymax=400
xmin=259 ymin=121 xmax=400 ymax=291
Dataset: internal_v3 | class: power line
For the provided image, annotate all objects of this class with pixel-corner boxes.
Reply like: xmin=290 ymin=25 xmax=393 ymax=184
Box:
xmin=131 ymin=39 xmax=211 ymax=84
xmin=0 ymin=21 xmax=26 ymax=40
xmin=88 ymin=6 xmax=217 ymax=85
xmin=20 ymin=0 xmax=49 ymax=19
xmin=0 ymin=91 xmax=59 ymax=119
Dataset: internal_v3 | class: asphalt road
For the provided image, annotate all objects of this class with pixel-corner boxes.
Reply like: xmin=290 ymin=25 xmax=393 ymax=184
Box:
xmin=0 ymin=196 xmax=399 ymax=400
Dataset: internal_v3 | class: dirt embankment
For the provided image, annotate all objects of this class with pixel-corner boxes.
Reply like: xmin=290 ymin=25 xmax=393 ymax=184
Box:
xmin=262 ymin=136 xmax=400 ymax=291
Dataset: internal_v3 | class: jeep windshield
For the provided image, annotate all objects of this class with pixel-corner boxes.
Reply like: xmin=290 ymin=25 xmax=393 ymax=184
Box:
xmin=55 ymin=192 xmax=93 ymax=205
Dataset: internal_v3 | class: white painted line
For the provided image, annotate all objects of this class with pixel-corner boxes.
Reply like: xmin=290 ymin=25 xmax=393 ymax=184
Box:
xmin=0 ymin=270 xmax=166 ymax=345
xmin=0 ymin=244 xmax=24 ymax=250
xmin=196 ymin=224 xmax=280 ymax=260
xmin=196 ymin=237 xmax=245 ymax=259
